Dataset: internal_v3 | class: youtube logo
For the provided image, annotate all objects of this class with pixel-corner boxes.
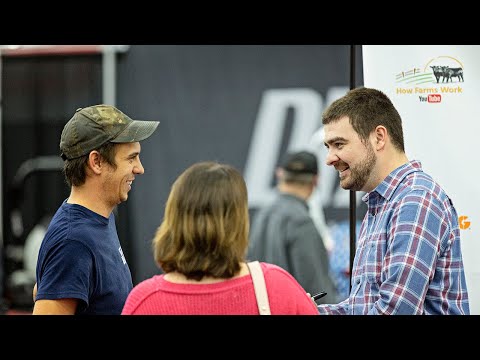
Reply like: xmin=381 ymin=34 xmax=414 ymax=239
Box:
xmin=428 ymin=94 xmax=442 ymax=103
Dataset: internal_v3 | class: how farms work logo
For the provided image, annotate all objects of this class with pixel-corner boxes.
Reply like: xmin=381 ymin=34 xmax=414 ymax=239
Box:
xmin=395 ymin=56 xmax=464 ymax=103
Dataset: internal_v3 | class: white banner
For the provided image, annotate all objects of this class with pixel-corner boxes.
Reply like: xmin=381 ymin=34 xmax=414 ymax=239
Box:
xmin=363 ymin=45 xmax=479 ymax=314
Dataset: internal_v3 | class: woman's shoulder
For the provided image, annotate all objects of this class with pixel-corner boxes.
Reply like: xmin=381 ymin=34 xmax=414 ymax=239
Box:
xmin=259 ymin=262 xmax=297 ymax=281
xmin=258 ymin=262 xmax=318 ymax=314
xmin=130 ymin=274 xmax=165 ymax=294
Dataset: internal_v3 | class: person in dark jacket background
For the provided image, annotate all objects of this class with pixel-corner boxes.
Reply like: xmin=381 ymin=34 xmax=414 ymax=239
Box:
xmin=248 ymin=150 xmax=337 ymax=304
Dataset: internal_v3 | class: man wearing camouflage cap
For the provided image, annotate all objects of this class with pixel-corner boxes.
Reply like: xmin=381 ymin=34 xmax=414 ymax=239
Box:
xmin=32 ymin=105 xmax=159 ymax=315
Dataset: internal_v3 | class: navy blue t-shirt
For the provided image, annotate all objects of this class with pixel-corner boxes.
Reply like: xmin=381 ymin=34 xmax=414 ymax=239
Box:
xmin=35 ymin=201 xmax=133 ymax=315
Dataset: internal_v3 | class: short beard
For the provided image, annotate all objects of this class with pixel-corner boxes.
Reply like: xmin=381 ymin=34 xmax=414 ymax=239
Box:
xmin=341 ymin=142 xmax=376 ymax=191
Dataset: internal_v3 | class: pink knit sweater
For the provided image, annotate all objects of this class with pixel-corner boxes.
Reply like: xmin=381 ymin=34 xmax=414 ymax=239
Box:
xmin=121 ymin=262 xmax=319 ymax=315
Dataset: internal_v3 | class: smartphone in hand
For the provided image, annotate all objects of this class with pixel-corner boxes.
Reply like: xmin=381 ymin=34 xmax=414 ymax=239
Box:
xmin=312 ymin=292 xmax=327 ymax=303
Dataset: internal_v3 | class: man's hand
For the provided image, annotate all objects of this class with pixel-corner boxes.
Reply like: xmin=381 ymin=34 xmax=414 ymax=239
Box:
xmin=306 ymin=292 xmax=317 ymax=306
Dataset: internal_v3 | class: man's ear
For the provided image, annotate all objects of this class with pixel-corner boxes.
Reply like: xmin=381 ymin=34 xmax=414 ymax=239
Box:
xmin=275 ymin=167 xmax=284 ymax=180
xmin=87 ymin=151 xmax=103 ymax=175
xmin=373 ymin=125 xmax=387 ymax=150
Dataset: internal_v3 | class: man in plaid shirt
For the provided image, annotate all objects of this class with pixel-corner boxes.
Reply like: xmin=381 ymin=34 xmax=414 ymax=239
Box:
xmin=318 ymin=87 xmax=469 ymax=315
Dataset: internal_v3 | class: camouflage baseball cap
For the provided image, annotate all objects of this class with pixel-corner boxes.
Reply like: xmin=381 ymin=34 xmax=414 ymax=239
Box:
xmin=60 ymin=104 xmax=160 ymax=160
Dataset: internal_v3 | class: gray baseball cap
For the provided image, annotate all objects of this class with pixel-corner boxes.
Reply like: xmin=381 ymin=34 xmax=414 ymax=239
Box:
xmin=60 ymin=104 xmax=160 ymax=160
xmin=280 ymin=151 xmax=318 ymax=175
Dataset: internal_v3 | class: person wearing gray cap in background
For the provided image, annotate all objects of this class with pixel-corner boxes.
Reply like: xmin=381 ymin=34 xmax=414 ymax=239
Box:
xmin=32 ymin=105 xmax=159 ymax=315
xmin=248 ymin=150 xmax=338 ymax=304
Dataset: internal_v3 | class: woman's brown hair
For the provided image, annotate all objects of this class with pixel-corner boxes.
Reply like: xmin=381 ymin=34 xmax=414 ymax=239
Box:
xmin=153 ymin=161 xmax=249 ymax=281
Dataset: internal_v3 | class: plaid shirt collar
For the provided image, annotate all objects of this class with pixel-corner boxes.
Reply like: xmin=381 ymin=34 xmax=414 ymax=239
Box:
xmin=362 ymin=160 xmax=423 ymax=203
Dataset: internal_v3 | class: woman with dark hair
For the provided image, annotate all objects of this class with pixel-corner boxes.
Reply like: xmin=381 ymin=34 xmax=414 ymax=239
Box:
xmin=122 ymin=161 xmax=318 ymax=315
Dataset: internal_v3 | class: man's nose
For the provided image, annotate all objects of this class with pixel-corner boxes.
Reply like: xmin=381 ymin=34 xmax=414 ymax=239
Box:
xmin=325 ymin=149 xmax=339 ymax=166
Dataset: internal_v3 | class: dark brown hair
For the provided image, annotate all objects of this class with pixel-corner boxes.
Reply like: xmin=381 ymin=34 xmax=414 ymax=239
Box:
xmin=63 ymin=142 xmax=117 ymax=187
xmin=322 ymin=87 xmax=405 ymax=152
